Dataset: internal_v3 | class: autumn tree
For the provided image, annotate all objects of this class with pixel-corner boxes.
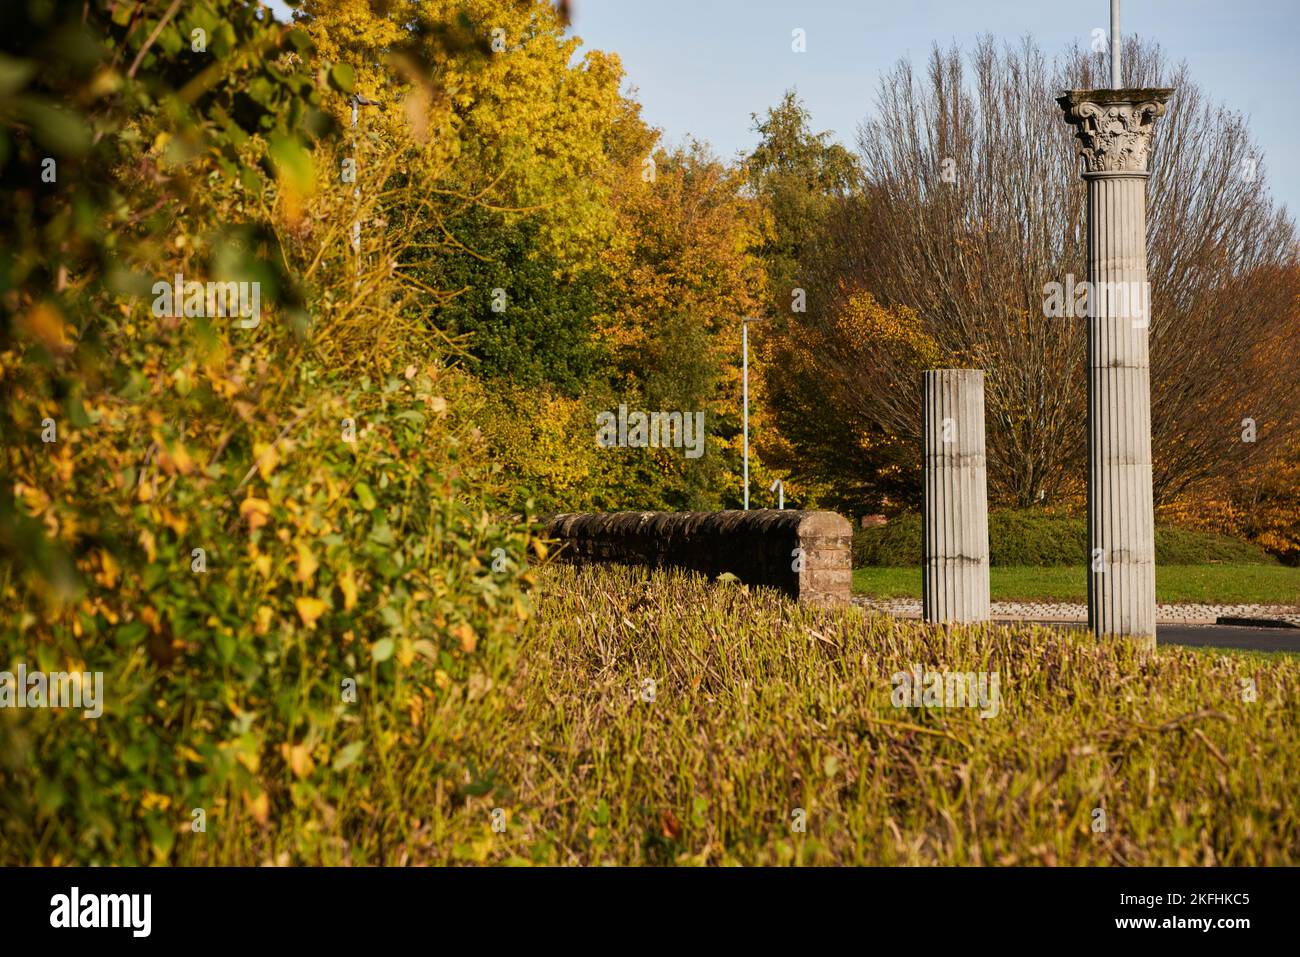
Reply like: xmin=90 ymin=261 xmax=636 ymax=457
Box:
xmin=299 ymin=0 xmax=628 ymax=270
xmin=585 ymin=139 xmax=767 ymax=510
xmin=774 ymin=36 xmax=1300 ymax=512
xmin=744 ymin=90 xmax=859 ymax=316
xmin=300 ymin=2 xmax=773 ymax=512
xmin=740 ymin=93 xmax=865 ymax=509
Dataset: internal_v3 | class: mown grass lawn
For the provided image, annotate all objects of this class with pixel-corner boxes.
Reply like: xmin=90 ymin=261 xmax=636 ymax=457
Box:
xmin=853 ymin=565 xmax=1300 ymax=605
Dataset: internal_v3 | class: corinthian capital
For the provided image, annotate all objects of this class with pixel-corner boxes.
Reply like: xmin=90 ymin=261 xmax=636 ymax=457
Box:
xmin=1057 ymin=88 xmax=1174 ymax=175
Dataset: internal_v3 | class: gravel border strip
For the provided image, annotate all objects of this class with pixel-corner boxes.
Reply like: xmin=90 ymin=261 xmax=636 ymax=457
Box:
xmin=852 ymin=597 xmax=1300 ymax=627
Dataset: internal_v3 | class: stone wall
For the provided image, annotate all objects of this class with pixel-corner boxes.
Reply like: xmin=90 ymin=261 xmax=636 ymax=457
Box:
xmin=542 ymin=510 xmax=853 ymax=606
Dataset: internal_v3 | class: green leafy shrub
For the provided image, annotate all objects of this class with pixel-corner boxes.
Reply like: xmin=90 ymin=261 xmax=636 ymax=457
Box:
xmin=1 ymin=356 xmax=536 ymax=864
xmin=0 ymin=0 xmax=537 ymax=864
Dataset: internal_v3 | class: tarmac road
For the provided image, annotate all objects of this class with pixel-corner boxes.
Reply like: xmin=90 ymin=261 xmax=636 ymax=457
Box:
xmin=1157 ymin=623 xmax=1300 ymax=653
xmin=1013 ymin=619 xmax=1300 ymax=653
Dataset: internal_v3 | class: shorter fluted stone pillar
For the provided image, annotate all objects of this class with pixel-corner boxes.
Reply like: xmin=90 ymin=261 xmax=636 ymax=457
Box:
xmin=921 ymin=369 xmax=991 ymax=624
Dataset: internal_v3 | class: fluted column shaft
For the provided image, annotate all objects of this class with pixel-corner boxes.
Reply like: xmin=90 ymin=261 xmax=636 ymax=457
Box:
xmin=921 ymin=369 xmax=990 ymax=624
xmin=1085 ymin=170 xmax=1156 ymax=641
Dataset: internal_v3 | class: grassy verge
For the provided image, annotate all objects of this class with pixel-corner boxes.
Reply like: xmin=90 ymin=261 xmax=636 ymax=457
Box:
xmin=853 ymin=565 xmax=1300 ymax=605
xmin=1182 ymin=646 xmax=1300 ymax=662
xmin=451 ymin=564 xmax=1298 ymax=865
xmin=853 ymin=511 xmax=1280 ymax=567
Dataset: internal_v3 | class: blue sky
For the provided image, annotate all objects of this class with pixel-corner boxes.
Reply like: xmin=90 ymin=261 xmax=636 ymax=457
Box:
xmin=268 ymin=0 xmax=1300 ymax=213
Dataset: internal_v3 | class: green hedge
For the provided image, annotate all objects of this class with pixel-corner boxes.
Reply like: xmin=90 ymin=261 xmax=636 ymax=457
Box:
xmin=853 ymin=510 xmax=1278 ymax=567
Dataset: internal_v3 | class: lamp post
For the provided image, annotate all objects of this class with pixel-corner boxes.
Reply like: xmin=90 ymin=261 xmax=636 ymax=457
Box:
xmin=741 ymin=317 xmax=768 ymax=510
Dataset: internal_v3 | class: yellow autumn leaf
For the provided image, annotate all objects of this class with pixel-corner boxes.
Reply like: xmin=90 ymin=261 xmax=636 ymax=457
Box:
xmin=141 ymin=791 xmax=172 ymax=812
xmin=295 ymin=596 xmax=328 ymax=628
xmin=97 ymin=550 xmax=119 ymax=588
xmin=158 ymin=442 xmax=195 ymax=476
xmin=454 ymin=622 xmax=477 ymax=653
xmin=295 ymin=541 xmax=318 ymax=584
xmin=18 ymin=302 xmax=71 ymax=352
xmin=339 ymin=567 xmax=358 ymax=610
xmin=240 ymin=496 xmax=271 ymax=530
xmin=162 ymin=510 xmax=189 ymax=537
xmin=138 ymin=528 xmax=157 ymax=563
xmin=243 ymin=789 xmax=270 ymax=826
xmin=396 ymin=639 xmax=415 ymax=668
xmin=254 ymin=554 xmax=272 ymax=578
xmin=171 ymin=442 xmax=194 ymax=475
xmin=253 ymin=441 xmax=279 ymax=481
xmin=279 ymin=743 xmax=315 ymax=779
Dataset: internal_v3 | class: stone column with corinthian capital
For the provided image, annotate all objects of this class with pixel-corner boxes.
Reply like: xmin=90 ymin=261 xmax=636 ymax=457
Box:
xmin=1058 ymin=88 xmax=1173 ymax=647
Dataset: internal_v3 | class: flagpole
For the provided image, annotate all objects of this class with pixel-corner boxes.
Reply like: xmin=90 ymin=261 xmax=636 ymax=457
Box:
xmin=743 ymin=320 xmax=750 ymax=509
xmin=1110 ymin=0 xmax=1121 ymax=87
xmin=741 ymin=317 xmax=768 ymax=510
